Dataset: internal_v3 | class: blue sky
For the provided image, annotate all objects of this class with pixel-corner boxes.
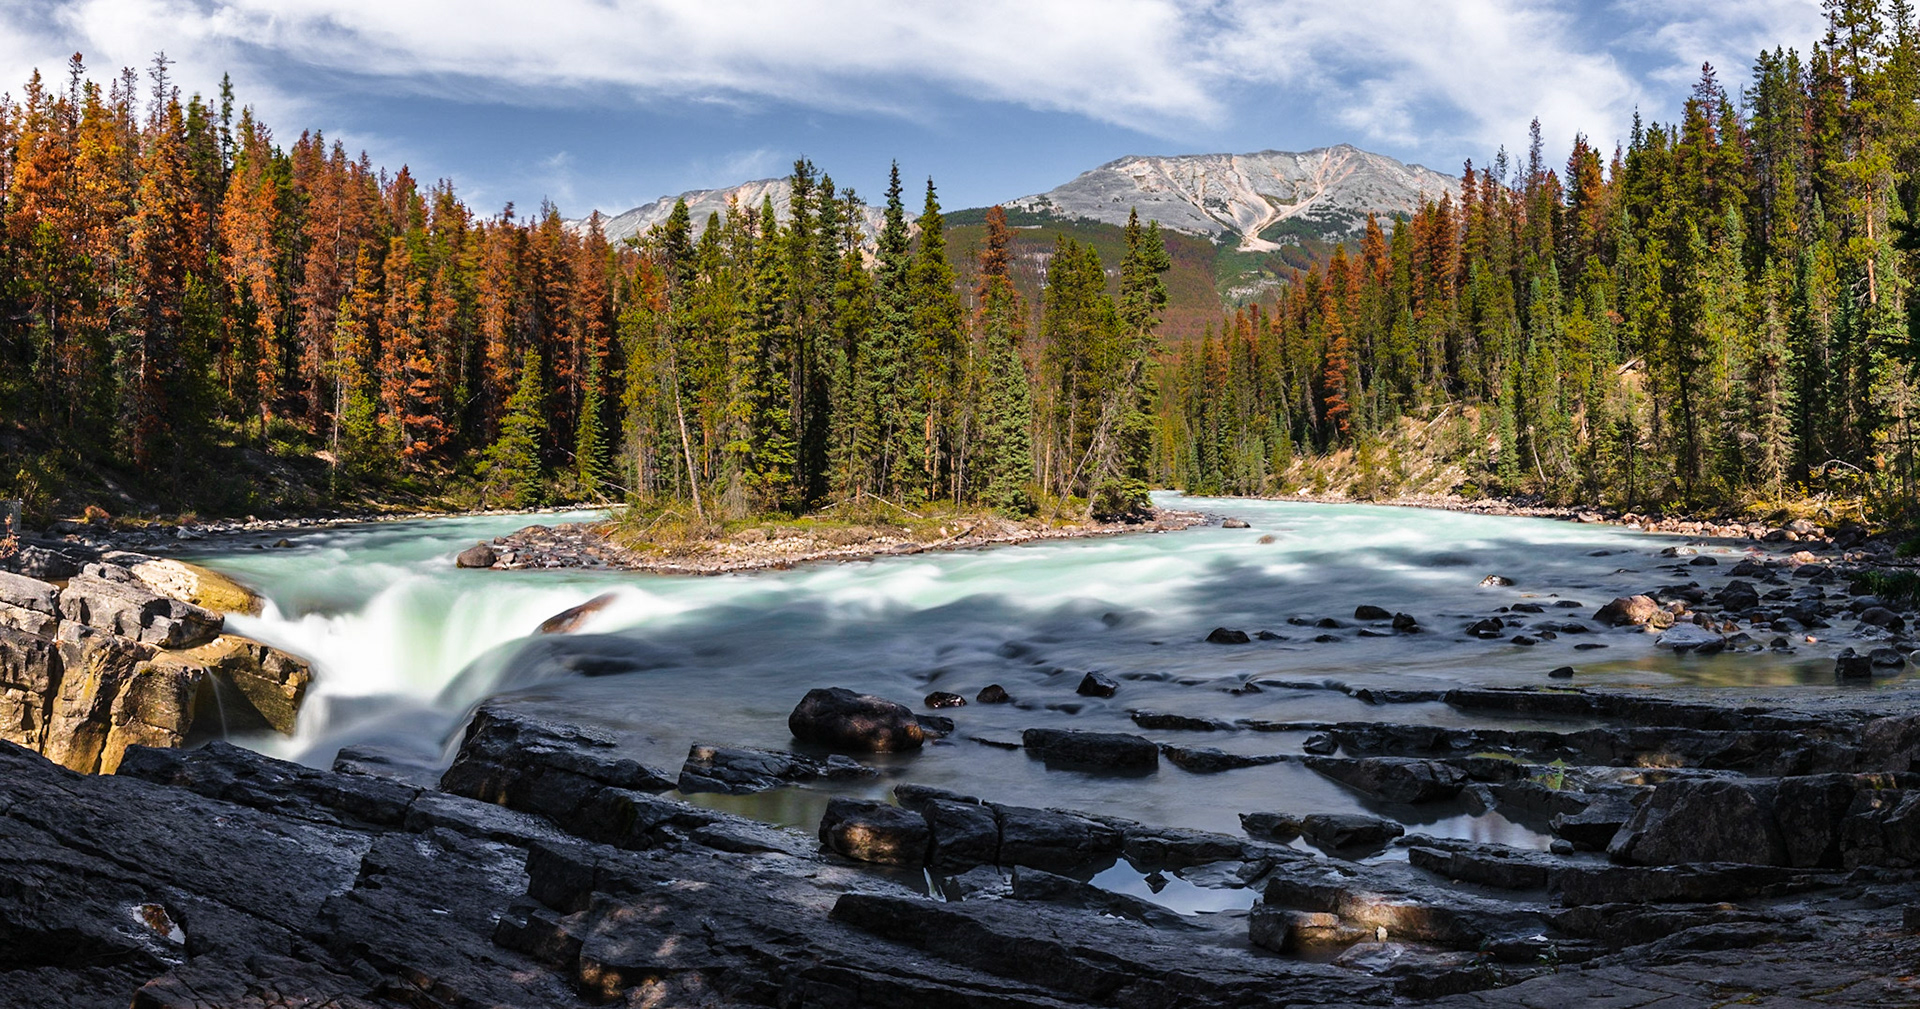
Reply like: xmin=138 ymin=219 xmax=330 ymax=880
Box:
xmin=0 ymin=0 xmax=1827 ymax=217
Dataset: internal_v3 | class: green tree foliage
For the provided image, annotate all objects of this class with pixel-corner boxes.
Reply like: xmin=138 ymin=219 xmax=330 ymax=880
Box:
xmin=487 ymin=348 xmax=546 ymax=507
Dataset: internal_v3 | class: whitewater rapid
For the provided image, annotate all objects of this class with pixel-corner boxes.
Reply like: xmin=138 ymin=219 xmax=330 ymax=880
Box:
xmin=185 ymin=495 xmax=1889 ymax=853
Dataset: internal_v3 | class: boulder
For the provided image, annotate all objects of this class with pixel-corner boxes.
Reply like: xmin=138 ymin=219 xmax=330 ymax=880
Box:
xmin=1304 ymin=756 xmax=1468 ymax=803
xmin=1021 ymin=727 xmax=1159 ymax=772
xmin=924 ymin=690 xmax=967 ymax=708
xmin=1595 ymin=595 xmax=1660 ymax=627
xmin=819 ymin=797 xmax=928 ymax=866
xmin=41 ymin=624 xmax=157 ymax=773
xmin=58 ymin=563 xmax=222 ymax=648
xmin=1655 ymin=623 xmax=1725 ymax=653
xmin=1467 ymin=617 xmax=1504 ymax=638
xmin=993 ymin=803 xmax=1124 ymax=872
xmin=534 ymin=591 xmax=616 ymax=634
xmin=1221 ymin=518 xmax=1251 ymax=529
xmin=1549 ymin=791 xmax=1641 ymax=850
xmin=1608 ymin=778 xmax=1787 ymax=866
xmin=1206 ymin=627 xmax=1251 ymax=644
xmin=1861 ymin=606 xmax=1907 ymax=632
xmin=1871 ymin=647 xmax=1908 ymax=669
xmin=787 ymin=687 xmax=926 ymax=753
xmin=1298 ymin=813 xmax=1404 ymax=850
xmin=455 ymin=542 xmax=498 ymax=568
xmin=1354 ymin=604 xmax=1393 ymax=621
xmin=0 ymin=570 xmax=59 ymax=616
xmin=175 ymin=635 xmax=311 ymax=735
xmin=438 ymin=704 xmax=676 ymax=829
xmin=1836 ymin=649 xmax=1874 ymax=679
xmin=118 ymin=556 xmax=261 ymax=614
xmin=1481 ymin=575 xmax=1515 ymax=587
xmin=1391 ymin=612 xmax=1421 ymax=633
xmin=975 ymin=684 xmax=1011 ymax=704
xmin=1075 ymin=671 xmax=1119 ymax=698
xmin=920 ymin=797 xmax=1001 ymax=871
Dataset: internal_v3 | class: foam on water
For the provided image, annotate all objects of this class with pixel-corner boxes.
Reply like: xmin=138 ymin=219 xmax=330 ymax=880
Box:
xmin=188 ymin=495 xmax=1906 ymax=840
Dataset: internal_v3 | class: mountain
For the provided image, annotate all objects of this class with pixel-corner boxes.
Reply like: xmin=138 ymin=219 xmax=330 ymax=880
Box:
xmin=1006 ymin=144 xmax=1458 ymax=251
xmin=579 ymin=178 xmax=891 ymax=245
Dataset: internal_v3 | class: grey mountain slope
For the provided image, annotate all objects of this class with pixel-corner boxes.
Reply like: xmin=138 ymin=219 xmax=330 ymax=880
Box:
xmin=579 ymin=178 xmax=892 ymax=245
xmin=1007 ymin=144 xmax=1459 ymax=250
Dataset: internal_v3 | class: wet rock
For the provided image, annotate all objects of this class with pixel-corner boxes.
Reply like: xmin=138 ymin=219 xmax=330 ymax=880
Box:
xmin=924 ymin=690 xmax=967 ymax=708
xmin=993 ymin=803 xmax=1124 ymax=872
xmin=1206 ymin=626 xmax=1251 ymax=644
xmin=1021 ymin=727 xmax=1158 ymax=772
xmin=1008 ymin=866 xmax=1194 ymax=928
xmin=1861 ymin=606 xmax=1907 ymax=632
xmin=1548 ymin=665 xmax=1575 ymax=679
xmin=975 ymin=683 xmax=1011 ymax=703
xmin=1717 ymin=580 xmax=1762 ymax=611
xmin=1240 ymin=811 xmax=1304 ymax=839
xmin=1221 ymin=518 xmax=1250 ymax=529
xmin=534 ymin=591 xmax=616 ymax=634
xmin=1836 ymin=648 xmax=1875 ymax=679
xmin=1392 ymin=612 xmax=1421 ymax=633
xmin=438 ymin=703 xmax=676 ymax=829
xmin=1655 ymin=623 xmax=1725 ymax=653
xmin=58 ymin=563 xmax=222 ymax=649
xmin=1595 ymin=595 xmax=1661 ymax=626
xmin=1550 ymin=791 xmax=1638 ymax=850
xmin=454 ymin=542 xmax=497 ymax=568
xmin=1404 ymin=836 xmax=1557 ymax=890
xmin=921 ymin=798 xmax=1000 ymax=871
xmin=1130 ymin=710 xmax=1233 ymax=731
xmin=1481 ymin=575 xmax=1515 ymax=587
xmin=1249 ymin=906 xmax=1375 ymax=952
xmin=1260 ymin=859 xmax=1550 ymax=951
xmin=818 ymin=797 xmax=928 ymax=866
xmin=1871 ymin=647 xmax=1907 ymax=668
xmin=1355 ymin=604 xmax=1392 ymax=621
xmin=678 ymin=743 xmax=875 ymax=794
xmin=1162 ymin=744 xmax=1283 ymax=773
xmin=1075 ymin=671 xmax=1119 ymax=697
xmin=1467 ymin=617 xmax=1505 ymax=639
xmin=788 ymin=686 xmax=926 ymax=753
xmin=1510 ymin=635 xmax=1539 ymax=646
xmin=1299 ymin=812 xmax=1404 ymax=850
xmin=1303 ymin=731 xmax=1338 ymax=754
xmin=1556 ymin=863 xmax=1832 ymax=906
xmin=1304 ymin=756 xmax=1468 ymax=803
xmin=1689 ymin=555 xmax=1719 ymax=566
xmin=1609 ymin=778 xmax=1787 ymax=866
xmin=175 ymin=634 xmax=312 ymax=735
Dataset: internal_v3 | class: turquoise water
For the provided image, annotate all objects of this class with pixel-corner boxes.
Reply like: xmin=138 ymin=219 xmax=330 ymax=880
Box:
xmin=186 ymin=496 xmax=1891 ymax=847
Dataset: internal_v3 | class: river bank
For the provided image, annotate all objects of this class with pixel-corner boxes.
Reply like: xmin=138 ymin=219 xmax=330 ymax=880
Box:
xmin=460 ymin=506 xmax=1205 ymax=574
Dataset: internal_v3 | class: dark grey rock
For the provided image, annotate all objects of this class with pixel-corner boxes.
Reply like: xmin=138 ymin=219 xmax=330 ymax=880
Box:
xmin=787 ymin=686 xmax=926 ymax=752
xmin=1021 ymin=727 xmax=1158 ymax=772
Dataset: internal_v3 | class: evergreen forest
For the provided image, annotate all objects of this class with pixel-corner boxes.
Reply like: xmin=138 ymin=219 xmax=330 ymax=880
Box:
xmin=5 ymin=1 xmax=1920 ymax=524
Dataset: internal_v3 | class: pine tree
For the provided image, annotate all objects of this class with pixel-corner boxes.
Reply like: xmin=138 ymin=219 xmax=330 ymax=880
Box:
xmin=575 ymin=351 xmax=610 ymax=499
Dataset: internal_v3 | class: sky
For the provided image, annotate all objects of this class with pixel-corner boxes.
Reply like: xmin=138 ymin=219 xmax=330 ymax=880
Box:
xmin=0 ymin=0 xmax=1829 ymax=219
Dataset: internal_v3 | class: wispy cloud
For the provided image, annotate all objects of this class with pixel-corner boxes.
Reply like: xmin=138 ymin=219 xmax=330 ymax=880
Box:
xmin=0 ymin=0 xmax=1833 ymax=195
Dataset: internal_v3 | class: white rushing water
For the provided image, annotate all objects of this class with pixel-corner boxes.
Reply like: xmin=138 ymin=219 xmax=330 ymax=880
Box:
xmin=185 ymin=495 xmax=1902 ymax=853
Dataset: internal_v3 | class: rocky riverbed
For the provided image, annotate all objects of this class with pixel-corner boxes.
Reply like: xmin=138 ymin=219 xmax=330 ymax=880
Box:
xmin=7 ymin=499 xmax=1920 ymax=1006
xmin=3 ymin=677 xmax=1918 ymax=1008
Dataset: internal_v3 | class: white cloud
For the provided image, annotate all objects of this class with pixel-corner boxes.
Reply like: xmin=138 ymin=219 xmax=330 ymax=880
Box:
xmin=0 ymin=0 xmax=1836 ymax=180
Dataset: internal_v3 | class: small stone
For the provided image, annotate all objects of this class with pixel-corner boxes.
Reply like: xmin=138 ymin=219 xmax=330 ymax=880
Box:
xmin=976 ymin=684 xmax=1011 ymax=704
xmin=1550 ymin=839 xmax=1576 ymax=855
xmin=1467 ymin=617 xmax=1505 ymax=638
xmin=1548 ymin=666 xmax=1575 ymax=679
xmin=925 ymin=691 xmax=967 ymax=708
xmin=1392 ymin=612 xmax=1421 ymax=633
xmin=1481 ymin=575 xmax=1515 ymax=587
xmin=1511 ymin=635 xmax=1539 ymax=646
xmin=1257 ymin=534 xmax=1276 ymax=544
xmin=1354 ymin=605 xmax=1392 ymax=621
xmin=1206 ymin=627 xmax=1251 ymax=644
xmin=1688 ymin=555 xmax=1719 ymax=566
xmin=1221 ymin=518 xmax=1250 ymax=529
xmin=1075 ymin=671 xmax=1119 ymax=698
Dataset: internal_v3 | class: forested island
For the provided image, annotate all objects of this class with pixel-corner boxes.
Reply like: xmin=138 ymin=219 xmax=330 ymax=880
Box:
xmin=4 ymin=4 xmax=1920 ymax=532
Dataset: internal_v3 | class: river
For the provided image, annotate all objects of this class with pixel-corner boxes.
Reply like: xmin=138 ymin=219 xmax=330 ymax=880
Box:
xmin=182 ymin=494 xmax=1904 ymax=904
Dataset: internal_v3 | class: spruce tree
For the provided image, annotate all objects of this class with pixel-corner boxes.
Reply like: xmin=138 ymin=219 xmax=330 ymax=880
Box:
xmin=575 ymin=352 xmax=610 ymax=499
xmin=974 ymin=207 xmax=1034 ymax=513
xmin=488 ymin=348 xmax=547 ymax=507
